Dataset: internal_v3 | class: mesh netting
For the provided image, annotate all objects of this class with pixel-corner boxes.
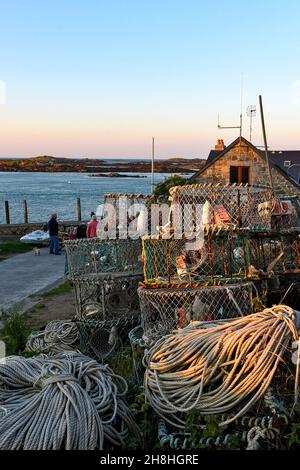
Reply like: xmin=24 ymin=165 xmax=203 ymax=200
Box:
xmin=267 ymin=280 xmax=300 ymax=310
xmin=142 ymin=234 xmax=248 ymax=286
xmin=141 ymin=228 xmax=300 ymax=287
xmin=248 ymin=229 xmax=300 ymax=274
xmin=169 ymin=183 xmax=273 ymax=230
xmin=138 ymin=283 xmax=253 ymax=344
xmin=76 ymin=317 xmax=139 ymax=361
xmin=72 ymin=272 xmax=143 ymax=320
xmin=96 ymin=193 xmax=154 ymax=237
xmin=65 ymin=238 xmax=142 ymax=278
xmin=128 ymin=325 xmax=146 ymax=386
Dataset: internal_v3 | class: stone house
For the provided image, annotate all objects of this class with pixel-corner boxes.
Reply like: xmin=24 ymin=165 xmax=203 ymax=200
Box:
xmin=191 ymin=136 xmax=300 ymax=197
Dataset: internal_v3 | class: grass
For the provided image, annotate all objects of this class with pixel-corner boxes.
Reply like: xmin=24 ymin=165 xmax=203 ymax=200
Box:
xmin=41 ymin=280 xmax=72 ymax=298
xmin=0 ymin=307 xmax=35 ymax=356
xmin=0 ymin=241 xmax=33 ymax=256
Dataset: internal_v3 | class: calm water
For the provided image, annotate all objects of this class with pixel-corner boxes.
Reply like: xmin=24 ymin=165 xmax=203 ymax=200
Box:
xmin=0 ymin=172 xmax=177 ymax=224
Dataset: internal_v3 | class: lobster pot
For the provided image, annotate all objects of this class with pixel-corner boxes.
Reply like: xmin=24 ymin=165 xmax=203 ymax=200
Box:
xmin=138 ymin=283 xmax=253 ymax=345
xmin=128 ymin=325 xmax=146 ymax=387
xmin=73 ymin=272 xmax=143 ymax=320
xmin=100 ymin=193 xmax=153 ymax=236
xmin=142 ymin=235 xmax=249 ymax=287
xmin=76 ymin=317 xmax=139 ymax=361
xmin=267 ymin=280 xmax=300 ymax=310
xmin=169 ymin=183 xmax=273 ymax=231
xmin=65 ymin=238 xmax=142 ymax=278
xmin=248 ymin=229 xmax=300 ymax=274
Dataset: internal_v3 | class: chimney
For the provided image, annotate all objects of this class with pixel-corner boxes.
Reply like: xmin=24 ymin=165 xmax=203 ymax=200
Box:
xmin=215 ymin=139 xmax=225 ymax=151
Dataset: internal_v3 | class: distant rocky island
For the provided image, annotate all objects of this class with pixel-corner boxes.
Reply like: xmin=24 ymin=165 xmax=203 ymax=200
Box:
xmin=90 ymin=172 xmax=147 ymax=178
xmin=0 ymin=155 xmax=205 ymax=174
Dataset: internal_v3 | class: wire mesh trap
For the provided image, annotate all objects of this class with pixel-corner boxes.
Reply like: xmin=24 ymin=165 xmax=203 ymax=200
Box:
xmin=76 ymin=317 xmax=140 ymax=361
xmin=267 ymin=280 xmax=300 ymax=310
xmin=138 ymin=282 xmax=253 ymax=344
xmin=169 ymin=183 xmax=274 ymax=230
xmin=141 ymin=232 xmax=251 ymax=286
xmin=141 ymin=228 xmax=300 ymax=287
xmin=96 ymin=193 xmax=154 ymax=238
xmin=72 ymin=272 xmax=143 ymax=320
xmin=65 ymin=238 xmax=142 ymax=278
xmin=128 ymin=325 xmax=146 ymax=387
xmin=247 ymin=229 xmax=300 ymax=275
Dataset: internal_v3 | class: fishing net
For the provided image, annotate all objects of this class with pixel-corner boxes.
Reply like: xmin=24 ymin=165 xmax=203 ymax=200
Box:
xmin=141 ymin=228 xmax=300 ymax=287
xmin=138 ymin=282 xmax=253 ymax=344
xmin=65 ymin=238 xmax=142 ymax=278
xmin=72 ymin=272 xmax=143 ymax=320
xmin=169 ymin=183 xmax=273 ymax=231
xmin=128 ymin=325 xmax=146 ymax=387
xmin=247 ymin=229 xmax=300 ymax=274
xmin=76 ymin=317 xmax=139 ymax=361
xmin=141 ymin=233 xmax=250 ymax=286
xmin=96 ymin=193 xmax=154 ymax=238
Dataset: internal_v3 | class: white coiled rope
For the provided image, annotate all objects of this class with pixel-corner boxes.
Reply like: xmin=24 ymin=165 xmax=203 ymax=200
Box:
xmin=0 ymin=352 xmax=140 ymax=449
xmin=26 ymin=320 xmax=80 ymax=353
xmin=145 ymin=305 xmax=300 ymax=429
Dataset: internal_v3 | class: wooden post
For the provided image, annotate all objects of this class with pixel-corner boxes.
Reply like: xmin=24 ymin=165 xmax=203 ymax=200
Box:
xmin=77 ymin=197 xmax=82 ymax=222
xmin=5 ymin=201 xmax=10 ymax=224
xmin=23 ymin=200 xmax=28 ymax=224
xmin=259 ymin=95 xmax=274 ymax=191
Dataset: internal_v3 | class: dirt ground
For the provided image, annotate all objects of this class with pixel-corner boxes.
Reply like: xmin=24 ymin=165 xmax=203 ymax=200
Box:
xmin=28 ymin=289 xmax=76 ymax=328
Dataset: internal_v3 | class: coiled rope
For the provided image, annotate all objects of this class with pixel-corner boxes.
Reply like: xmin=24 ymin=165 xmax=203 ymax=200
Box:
xmin=26 ymin=320 xmax=80 ymax=353
xmin=145 ymin=305 xmax=300 ymax=429
xmin=0 ymin=352 xmax=140 ymax=449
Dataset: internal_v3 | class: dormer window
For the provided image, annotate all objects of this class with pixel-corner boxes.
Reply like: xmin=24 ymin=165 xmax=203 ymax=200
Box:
xmin=230 ymin=166 xmax=250 ymax=184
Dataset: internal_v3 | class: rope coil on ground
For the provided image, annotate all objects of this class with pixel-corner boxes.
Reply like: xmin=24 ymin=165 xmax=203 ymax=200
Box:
xmin=26 ymin=320 xmax=80 ymax=353
xmin=145 ymin=305 xmax=300 ymax=429
xmin=0 ymin=352 xmax=140 ymax=449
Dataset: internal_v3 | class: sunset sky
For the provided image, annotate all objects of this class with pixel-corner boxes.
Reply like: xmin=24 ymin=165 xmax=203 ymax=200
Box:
xmin=0 ymin=0 xmax=300 ymax=158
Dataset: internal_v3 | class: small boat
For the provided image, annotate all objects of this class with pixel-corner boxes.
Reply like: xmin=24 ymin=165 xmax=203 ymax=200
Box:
xmin=20 ymin=230 xmax=50 ymax=245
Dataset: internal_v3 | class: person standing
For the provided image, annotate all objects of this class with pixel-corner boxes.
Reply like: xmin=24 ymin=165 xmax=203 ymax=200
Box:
xmin=48 ymin=212 xmax=61 ymax=255
xmin=87 ymin=214 xmax=98 ymax=238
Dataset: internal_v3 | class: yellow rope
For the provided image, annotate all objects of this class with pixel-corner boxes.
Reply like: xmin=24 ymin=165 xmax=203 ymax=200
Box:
xmin=144 ymin=305 xmax=299 ymax=429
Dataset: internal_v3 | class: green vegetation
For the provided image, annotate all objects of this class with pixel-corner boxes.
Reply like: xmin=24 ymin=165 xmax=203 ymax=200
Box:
xmin=0 ymin=241 xmax=33 ymax=256
xmin=41 ymin=280 xmax=72 ymax=297
xmin=153 ymin=175 xmax=190 ymax=201
xmin=0 ymin=307 xmax=35 ymax=356
xmin=128 ymin=394 xmax=159 ymax=449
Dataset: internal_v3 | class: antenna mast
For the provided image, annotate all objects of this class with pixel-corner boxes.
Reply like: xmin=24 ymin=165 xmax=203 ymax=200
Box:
xmin=247 ymin=105 xmax=256 ymax=142
xmin=218 ymin=76 xmax=244 ymax=137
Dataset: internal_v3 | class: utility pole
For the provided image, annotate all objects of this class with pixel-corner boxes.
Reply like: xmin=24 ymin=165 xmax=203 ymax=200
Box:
xmin=259 ymin=95 xmax=274 ymax=191
xmin=151 ymin=137 xmax=155 ymax=193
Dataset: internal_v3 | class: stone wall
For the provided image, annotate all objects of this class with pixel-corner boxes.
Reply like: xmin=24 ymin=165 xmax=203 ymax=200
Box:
xmin=192 ymin=140 xmax=300 ymax=197
xmin=0 ymin=220 xmax=81 ymax=238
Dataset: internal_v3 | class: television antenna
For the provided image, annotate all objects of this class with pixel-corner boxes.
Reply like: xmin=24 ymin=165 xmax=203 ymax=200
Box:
xmin=247 ymin=105 xmax=256 ymax=142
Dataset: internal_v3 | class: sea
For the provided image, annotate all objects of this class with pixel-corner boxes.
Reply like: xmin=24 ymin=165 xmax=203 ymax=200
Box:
xmin=0 ymin=171 xmax=183 ymax=224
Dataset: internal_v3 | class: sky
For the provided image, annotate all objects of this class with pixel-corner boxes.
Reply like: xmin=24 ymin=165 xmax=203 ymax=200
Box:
xmin=0 ymin=0 xmax=300 ymax=158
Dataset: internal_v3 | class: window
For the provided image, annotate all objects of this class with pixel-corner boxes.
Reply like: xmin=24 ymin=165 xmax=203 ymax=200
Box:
xmin=230 ymin=166 xmax=250 ymax=184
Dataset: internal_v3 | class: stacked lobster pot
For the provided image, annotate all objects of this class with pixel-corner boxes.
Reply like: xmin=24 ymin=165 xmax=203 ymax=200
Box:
xmin=138 ymin=183 xmax=300 ymax=345
xmin=65 ymin=193 xmax=152 ymax=360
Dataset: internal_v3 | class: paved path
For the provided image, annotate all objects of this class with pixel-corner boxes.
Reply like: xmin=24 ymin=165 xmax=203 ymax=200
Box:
xmin=0 ymin=248 xmax=66 ymax=310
